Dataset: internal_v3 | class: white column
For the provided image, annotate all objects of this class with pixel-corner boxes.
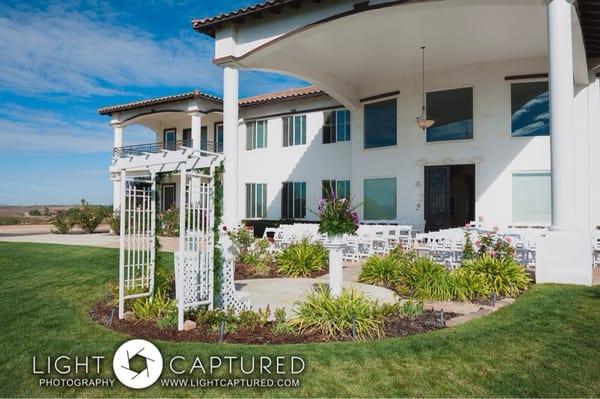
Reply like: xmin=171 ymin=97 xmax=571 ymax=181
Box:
xmin=222 ymin=66 xmax=239 ymax=227
xmin=113 ymin=125 xmax=123 ymax=149
xmin=112 ymin=125 xmax=124 ymax=212
xmin=190 ymin=112 xmax=202 ymax=151
xmin=547 ymin=0 xmax=575 ymax=231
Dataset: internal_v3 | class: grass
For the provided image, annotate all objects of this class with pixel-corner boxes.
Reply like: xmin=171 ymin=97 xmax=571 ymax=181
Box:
xmin=0 ymin=242 xmax=599 ymax=397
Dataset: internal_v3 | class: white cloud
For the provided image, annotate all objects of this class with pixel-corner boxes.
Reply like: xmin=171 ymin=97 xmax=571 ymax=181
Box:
xmin=0 ymin=4 xmax=221 ymax=97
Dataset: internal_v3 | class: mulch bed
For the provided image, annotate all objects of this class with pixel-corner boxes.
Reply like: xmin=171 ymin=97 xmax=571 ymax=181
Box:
xmin=235 ymin=262 xmax=329 ymax=280
xmin=90 ymin=301 xmax=459 ymax=345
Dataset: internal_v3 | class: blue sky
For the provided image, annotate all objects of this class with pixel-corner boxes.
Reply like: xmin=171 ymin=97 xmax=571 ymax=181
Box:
xmin=0 ymin=0 xmax=306 ymax=205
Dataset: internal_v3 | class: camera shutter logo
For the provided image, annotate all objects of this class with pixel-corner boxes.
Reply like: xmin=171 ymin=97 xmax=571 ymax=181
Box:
xmin=113 ymin=339 xmax=163 ymax=389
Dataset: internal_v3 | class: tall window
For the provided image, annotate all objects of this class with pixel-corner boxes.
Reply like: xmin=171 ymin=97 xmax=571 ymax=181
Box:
xmin=323 ymin=109 xmax=351 ymax=143
xmin=161 ymin=184 xmax=176 ymax=211
xmin=322 ymin=180 xmax=350 ymax=200
xmin=511 ymin=82 xmax=549 ymax=137
xmin=283 ymin=115 xmax=306 ymax=147
xmin=282 ymin=182 xmax=306 ymax=219
xmin=426 ymin=87 xmax=473 ymax=142
xmin=363 ymin=178 xmax=396 ymax=220
xmin=245 ymin=183 xmax=267 ymax=219
xmin=182 ymin=128 xmax=191 ymax=147
xmin=163 ymin=128 xmax=176 ymax=151
xmin=246 ymin=120 xmax=268 ymax=150
xmin=364 ymin=99 xmax=397 ymax=149
xmin=512 ymin=172 xmax=551 ymax=224
xmin=215 ymin=124 xmax=224 ymax=153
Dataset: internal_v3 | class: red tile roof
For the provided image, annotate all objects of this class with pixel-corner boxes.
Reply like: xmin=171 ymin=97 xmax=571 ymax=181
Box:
xmin=97 ymin=89 xmax=222 ymax=115
xmin=98 ymin=86 xmax=325 ymax=115
xmin=239 ymin=86 xmax=323 ymax=107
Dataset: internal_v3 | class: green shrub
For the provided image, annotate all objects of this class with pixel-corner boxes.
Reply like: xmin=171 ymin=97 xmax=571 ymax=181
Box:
xmin=462 ymin=231 xmax=476 ymax=260
xmin=160 ymin=207 xmax=179 ymax=236
xmin=359 ymin=253 xmax=402 ymax=287
xmin=228 ymin=227 xmax=255 ymax=255
xmin=276 ymin=238 xmax=328 ymax=277
xmin=131 ymin=290 xmax=176 ymax=321
xmin=461 ymin=255 xmax=530 ymax=297
xmin=238 ymin=307 xmax=270 ymax=329
xmin=50 ymin=209 xmax=77 ymax=234
xmin=239 ymin=238 xmax=273 ymax=275
xmin=404 ymin=258 xmax=454 ymax=301
xmin=399 ymin=299 xmax=424 ymax=318
xmin=108 ymin=210 xmax=120 ymax=235
xmin=75 ymin=205 xmax=108 ymax=234
xmin=291 ymin=286 xmax=385 ymax=340
xmin=450 ymin=267 xmax=492 ymax=301
xmin=28 ymin=209 xmax=42 ymax=216
xmin=272 ymin=307 xmax=295 ymax=335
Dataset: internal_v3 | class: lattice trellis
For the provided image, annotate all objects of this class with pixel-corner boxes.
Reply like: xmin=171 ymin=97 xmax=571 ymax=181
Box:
xmin=118 ymin=174 xmax=155 ymax=318
xmin=174 ymin=169 xmax=215 ymax=330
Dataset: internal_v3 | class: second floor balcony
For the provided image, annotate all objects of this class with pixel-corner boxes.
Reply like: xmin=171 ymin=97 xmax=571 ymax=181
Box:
xmin=113 ymin=139 xmax=223 ymax=158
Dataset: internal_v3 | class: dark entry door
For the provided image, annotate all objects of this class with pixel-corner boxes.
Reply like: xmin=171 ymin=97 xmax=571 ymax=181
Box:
xmin=425 ymin=166 xmax=450 ymax=232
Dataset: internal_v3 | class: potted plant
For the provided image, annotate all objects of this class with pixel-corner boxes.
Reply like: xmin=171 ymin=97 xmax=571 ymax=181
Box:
xmin=315 ymin=196 xmax=359 ymax=296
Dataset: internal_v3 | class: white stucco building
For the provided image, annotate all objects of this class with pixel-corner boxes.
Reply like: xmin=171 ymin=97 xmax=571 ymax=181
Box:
xmin=100 ymin=0 xmax=600 ymax=285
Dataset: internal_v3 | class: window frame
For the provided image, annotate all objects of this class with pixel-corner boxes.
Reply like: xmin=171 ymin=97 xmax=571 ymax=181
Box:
xmin=246 ymin=119 xmax=268 ymax=150
xmin=425 ymin=85 xmax=475 ymax=144
xmin=323 ymin=108 xmax=351 ymax=144
xmin=508 ymin=78 xmax=550 ymax=139
xmin=163 ymin=128 xmax=177 ymax=151
xmin=363 ymin=97 xmax=398 ymax=150
xmin=322 ymin=179 xmax=351 ymax=200
xmin=362 ymin=176 xmax=397 ymax=221
xmin=281 ymin=181 xmax=307 ymax=219
xmin=161 ymin=183 xmax=176 ymax=212
xmin=511 ymin=170 xmax=552 ymax=225
xmin=282 ymin=114 xmax=307 ymax=147
xmin=245 ymin=183 xmax=267 ymax=219
xmin=214 ymin=122 xmax=224 ymax=153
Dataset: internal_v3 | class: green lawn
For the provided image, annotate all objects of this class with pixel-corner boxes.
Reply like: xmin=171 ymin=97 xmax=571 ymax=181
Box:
xmin=0 ymin=242 xmax=599 ymax=397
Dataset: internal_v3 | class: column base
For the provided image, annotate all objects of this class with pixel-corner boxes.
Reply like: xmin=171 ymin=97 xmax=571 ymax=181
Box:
xmin=536 ymin=231 xmax=593 ymax=286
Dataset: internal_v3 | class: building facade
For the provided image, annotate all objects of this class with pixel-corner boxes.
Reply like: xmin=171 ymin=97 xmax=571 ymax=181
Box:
xmin=100 ymin=0 xmax=600 ymax=285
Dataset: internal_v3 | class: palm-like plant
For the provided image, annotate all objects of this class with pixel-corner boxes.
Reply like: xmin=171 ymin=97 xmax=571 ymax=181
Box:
xmin=461 ymin=254 xmax=530 ymax=297
xmin=276 ymin=238 xmax=328 ymax=277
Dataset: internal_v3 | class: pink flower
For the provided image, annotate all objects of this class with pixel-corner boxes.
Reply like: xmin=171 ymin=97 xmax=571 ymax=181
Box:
xmin=490 ymin=250 xmax=497 ymax=257
xmin=475 ymin=240 xmax=481 ymax=246
xmin=505 ymin=237 xmax=512 ymax=243
xmin=464 ymin=223 xmax=470 ymax=228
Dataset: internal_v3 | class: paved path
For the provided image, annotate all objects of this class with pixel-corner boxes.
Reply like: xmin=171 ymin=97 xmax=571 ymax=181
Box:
xmin=0 ymin=225 xmax=178 ymax=252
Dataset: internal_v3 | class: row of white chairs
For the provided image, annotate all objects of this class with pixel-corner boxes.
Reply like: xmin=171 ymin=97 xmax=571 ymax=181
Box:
xmin=593 ymin=230 xmax=600 ymax=267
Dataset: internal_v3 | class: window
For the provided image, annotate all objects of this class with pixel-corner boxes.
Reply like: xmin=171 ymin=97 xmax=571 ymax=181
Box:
xmin=281 ymin=182 xmax=306 ymax=219
xmin=283 ymin=115 xmax=306 ymax=146
xmin=245 ymin=183 xmax=267 ymax=218
xmin=246 ymin=120 xmax=268 ymax=150
xmin=511 ymin=82 xmax=549 ymax=137
xmin=215 ymin=124 xmax=224 ymax=153
xmin=161 ymin=184 xmax=176 ymax=211
xmin=363 ymin=178 xmax=396 ymax=220
xmin=323 ymin=109 xmax=351 ymax=143
xmin=364 ymin=99 xmax=397 ymax=149
xmin=512 ymin=172 xmax=551 ymax=224
xmin=200 ymin=126 xmax=208 ymax=151
xmin=163 ymin=128 xmax=176 ymax=151
xmin=182 ymin=128 xmax=191 ymax=147
xmin=426 ymin=87 xmax=473 ymax=142
xmin=322 ymin=180 xmax=350 ymax=200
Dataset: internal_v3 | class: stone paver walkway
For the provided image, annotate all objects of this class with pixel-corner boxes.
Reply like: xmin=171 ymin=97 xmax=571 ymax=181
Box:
xmin=236 ymin=278 xmax=397 ymax=317
xmin=425 ymin=298 xmax=516 ymax=327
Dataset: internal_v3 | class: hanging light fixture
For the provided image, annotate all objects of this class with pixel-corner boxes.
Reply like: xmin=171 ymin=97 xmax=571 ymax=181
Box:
xmin=416 ymin=46 xmax=435 ymax=130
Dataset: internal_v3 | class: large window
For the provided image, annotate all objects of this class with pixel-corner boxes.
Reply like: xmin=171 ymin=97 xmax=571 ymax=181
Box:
xmin=511 ymin=82 xmax=550 ymax=137
xmin=363 ymin=178 xmax=396 ymax=220
xmin=364 ymin=99 xmax=397 ymax=149
xmin=323 ymin=109 xmax=351 ymax=143
xmin=426 ymin=87 xmax=473 ymax=142
xmin=282 ymin=181 xmax=306 ymax=219
xmin=322 ymin=180 xmax=350 ymax=200
xmin=163 ymin=128 xmax=176 ymax=151
xmin=512 ymin=172 xmax=551 ymax=225
xmin=245 ymin=183 xmax=267 ymax=219
xmin=283 ymin=115 xmax=306 ymax=147
xmin=161 ymin=184 xmax=176 ymax=211
xmin=181 ymin=127 xmax=209 ymax=150
xmin=246 ymin=120 xmax=268 ymax=150
xmin=215 ymin=124 xmax=224 ymax=153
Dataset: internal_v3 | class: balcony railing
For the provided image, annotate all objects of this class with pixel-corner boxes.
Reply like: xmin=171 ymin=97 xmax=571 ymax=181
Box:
xmin=113 ymin=140 xmax=223 ymax=158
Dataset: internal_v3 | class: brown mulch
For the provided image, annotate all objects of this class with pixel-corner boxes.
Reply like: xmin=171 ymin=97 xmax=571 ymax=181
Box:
xmin=234 ymin=262 xmax=329 ymax=280
xmin=90 ymin=301 xmax=459 ymax=345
